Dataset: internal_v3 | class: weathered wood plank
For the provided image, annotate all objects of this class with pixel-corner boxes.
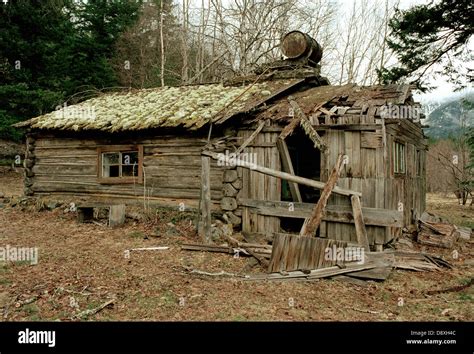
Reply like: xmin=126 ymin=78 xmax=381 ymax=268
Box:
xmin=199 ymin=156 xmax=211 ymax=243
xmin=300 ymin=154 xmax=344 ymax=237
xmin=238 ymin=199 xmax=403 ymax=227
xmin=203 ymin=151 xmax=361 ymax=197
xmin=235 ymin=121 xmax=266 ymax=154
xmin=351 ymin=195 xmax=370 ymax=251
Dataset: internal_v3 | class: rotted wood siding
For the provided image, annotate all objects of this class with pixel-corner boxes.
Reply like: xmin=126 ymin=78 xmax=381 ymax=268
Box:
xmin=237 ymin=128 xmax=281 ymax=234
xmin=319 ymin=126 xmax=389 ymax=245
xmin=319 ymin=118 xmax=427 ymax=245
xmin=31 ymin=134 xmax=225 ymax=209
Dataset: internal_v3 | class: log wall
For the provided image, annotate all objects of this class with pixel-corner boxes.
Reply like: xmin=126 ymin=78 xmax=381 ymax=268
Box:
xmin=29 ymin=133 xmax=225 ymax=210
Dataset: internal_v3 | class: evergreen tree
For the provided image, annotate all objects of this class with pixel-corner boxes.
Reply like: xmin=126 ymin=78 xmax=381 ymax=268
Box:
xmin=0 ymin=0 xmax=141 ymax=140
xmin=378 ymin=0 xmax=473 ymax=90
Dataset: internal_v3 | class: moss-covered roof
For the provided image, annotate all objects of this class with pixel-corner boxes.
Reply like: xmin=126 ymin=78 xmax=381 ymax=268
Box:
xmin=15 ymin=80 xmax=299 ymax=132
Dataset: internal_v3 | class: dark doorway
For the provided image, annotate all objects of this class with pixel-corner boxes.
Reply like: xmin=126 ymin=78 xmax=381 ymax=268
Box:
xmin=280 ymin=129 xmax=323 ymax=233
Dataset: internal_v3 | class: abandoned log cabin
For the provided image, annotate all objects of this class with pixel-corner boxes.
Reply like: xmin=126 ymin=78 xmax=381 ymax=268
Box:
xmin=14 ymin=31 xmax=428 ymax=249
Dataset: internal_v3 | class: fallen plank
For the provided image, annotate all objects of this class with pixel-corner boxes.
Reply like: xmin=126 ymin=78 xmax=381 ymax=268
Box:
xmin=345 ymin=266 xmax=392 ymax=281
xmin=394 ymin=251 xmax=452 ymax=271
xmin=181 ymin=243 xmax=233 ymax=254
xmin=128 ymin=247 xmax=170 ymax=252
xmin=189 ymin=270 xmax=240 ymax=277
xmin=455 ymin=226 xmax=472 ymax=241
xmin=204 ymin=150 xmax=361 ymax=197
xmin=246 ymin=263 xmax=377 ymax=281
xmin=181 ymin=243 xmax=270 ymax=257
xmin=300 ymin=154 xmax=344 ymax=237
xmin=224 ymin=234 xmax=270 ymax=267
xmin=351 ymin=195 xmax=370 ymax=251
xmin=279 ymin=117 xmax=301 ymax=140
xmin=73 ymin=299 xmax=114 ymax=320
xmin=288 ymin=97 xmax=327 ymax=152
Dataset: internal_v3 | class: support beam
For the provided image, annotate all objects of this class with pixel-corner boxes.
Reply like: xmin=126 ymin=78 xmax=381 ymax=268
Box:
xmin=300 ymin=154 xmax=344 ymax=237
xmin=239 ymin=199 xmax=403 ymax=227
xmin=199 ymin=156 xmax=211 ymax=244
xmin=235 ymin=120 xmax=266 ymax=154
xmin=351 ymin=195 xmax=370 ymax=251
xmin=288 ymin=97 xmax=327 ymax=152
xmin=203 ymin=150 xmax=361 ymax=197
xmin=279 ymin=117 xmax=301 ymax=140
xmin=276 ymin=138 xmax=302 ymax=202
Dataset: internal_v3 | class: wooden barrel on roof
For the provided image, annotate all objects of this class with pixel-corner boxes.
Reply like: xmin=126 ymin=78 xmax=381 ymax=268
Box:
xmin=280 ymin=31 xmax=323 ymax=65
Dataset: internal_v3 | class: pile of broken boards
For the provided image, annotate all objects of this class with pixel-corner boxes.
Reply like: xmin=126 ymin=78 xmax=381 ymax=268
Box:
xmin=181 ymin=220 xmax=463 ymax=282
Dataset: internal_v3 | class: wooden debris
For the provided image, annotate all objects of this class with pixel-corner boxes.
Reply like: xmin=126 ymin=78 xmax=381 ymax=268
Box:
xmin=418 ymin=220 xmax=458 ymax=249
xmin=351 ymin=308 xmax=380 ymax=314
xmin=300 ymin=154 xmax=344 ymax=237
xmin=181 ymin=243 xmax=271 ymax=259
xmin=73 ymin=299 xmax=114 ymax=320
xmin=279 ymin=117 xmax=302 ymax=140
xmin=344 ymin=251 xmax=395 ymax=281
xmin=288 ymin=97 xmax=327 ymax=151
xmin=189 ymin=270 xmax=240 ymax=277
xmin=351 ymin=195 xmax=370 ymax=251
xmin=224 ymin=234 xmax=270 ymax=267
xmin=394 ymin=251 xmax=452 ymax=271
xmin=247 ymin=263 xmax=377 ymax=281
xmin=455 ymin=226 xmax=472 ymax=241
xmin=268 ymin=234 xmax=348 ymax=273
xmin=128 ymin=247 xmax=170 ymax=252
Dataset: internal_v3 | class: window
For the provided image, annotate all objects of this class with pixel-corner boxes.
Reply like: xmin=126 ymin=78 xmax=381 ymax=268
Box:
xmin=98 ymin=145 xmax=143 ymax=183
xmin=393 ymin=141 xmax=406 ymax=174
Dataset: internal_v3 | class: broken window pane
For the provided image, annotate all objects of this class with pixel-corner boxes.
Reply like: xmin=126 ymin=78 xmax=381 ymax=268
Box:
xmin=103 ymin=153 xmax=119 ymax=165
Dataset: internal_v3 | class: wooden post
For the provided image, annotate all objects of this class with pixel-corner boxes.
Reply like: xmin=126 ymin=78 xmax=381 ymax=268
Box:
xmin=200 ymin=155 xmax=212 ymax=244
xmin=203 ymin=151 xmax=360 ymax=197
xmin=351 ymin=195 xmax=370 ymax=251
xmin=300 ymin=154 xmax=344 ymax=237
xmin=109 ymin=204 xmax=126 ymax=227
xmin=276 ymin=138 xmax=302 ymax=202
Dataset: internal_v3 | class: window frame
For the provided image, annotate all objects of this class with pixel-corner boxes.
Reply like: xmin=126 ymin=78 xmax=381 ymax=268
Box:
xmin=392 ymin=141 xmax=406 ymax=175
xmin=97 ymin=145 xmax=143 ymax=184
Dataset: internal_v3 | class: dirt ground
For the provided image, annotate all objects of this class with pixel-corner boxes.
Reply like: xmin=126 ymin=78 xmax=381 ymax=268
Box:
xmin=0 ymin=171 xmax=472 ymax=321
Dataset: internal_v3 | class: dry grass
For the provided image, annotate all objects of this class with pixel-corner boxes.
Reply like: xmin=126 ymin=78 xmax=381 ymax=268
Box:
xmin=0 ymin=174 xmax=472 ymax=321
xmin=426 ymin=192 xmax=474 ymax=229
